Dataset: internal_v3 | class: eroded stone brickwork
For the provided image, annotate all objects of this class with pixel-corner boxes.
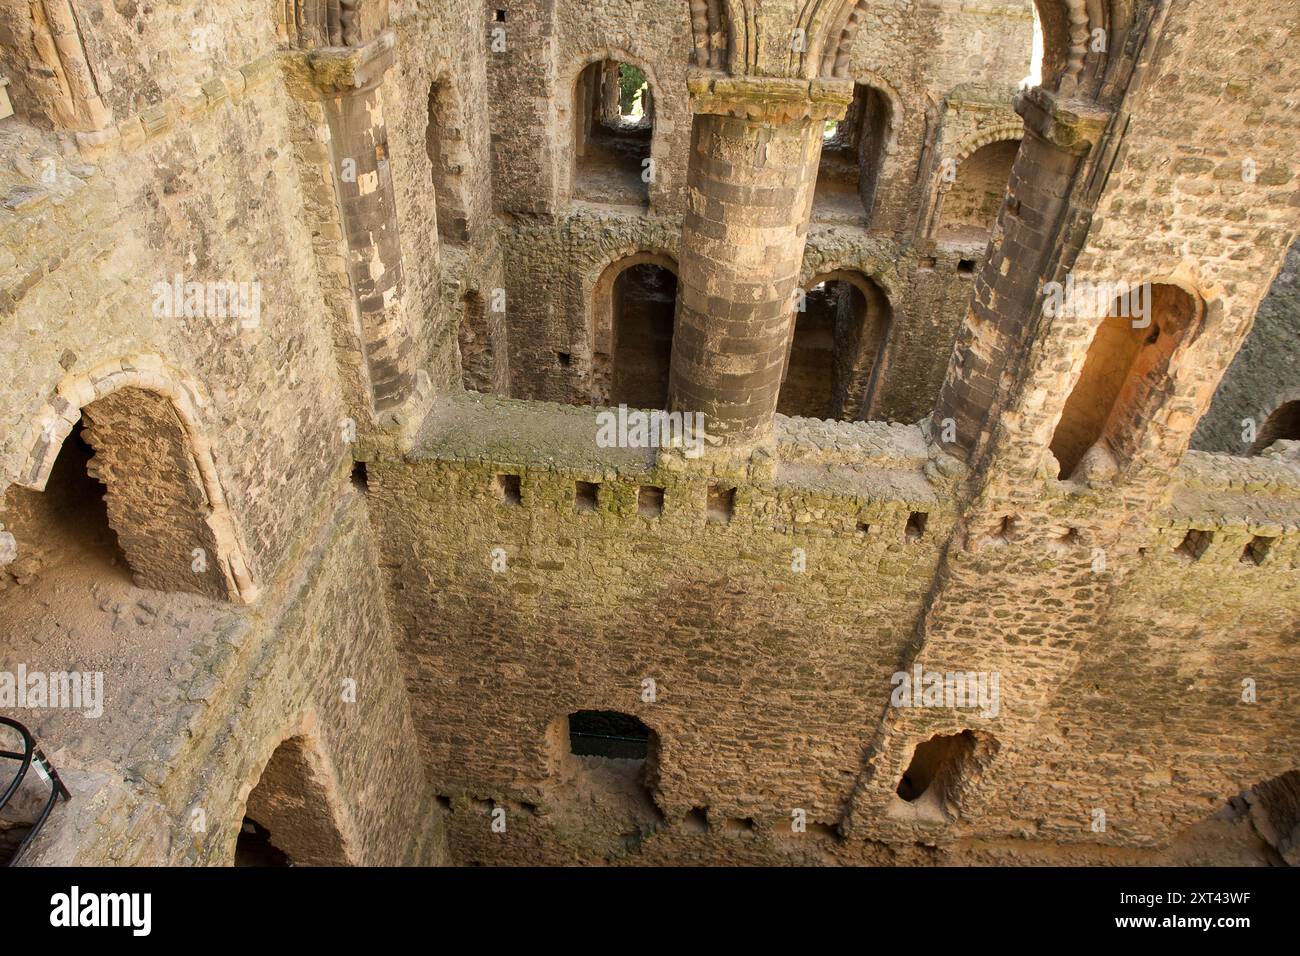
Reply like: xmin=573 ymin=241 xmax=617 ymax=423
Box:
xmin=0 ymin=0 xmax=1297 ymax=869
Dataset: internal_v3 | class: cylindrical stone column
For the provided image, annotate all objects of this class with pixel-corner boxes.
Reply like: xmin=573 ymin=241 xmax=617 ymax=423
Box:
xmin=669 ymin=75 xmax=852 ymax=447
xmin=929 ymin=88 xmax=1107 ymax=466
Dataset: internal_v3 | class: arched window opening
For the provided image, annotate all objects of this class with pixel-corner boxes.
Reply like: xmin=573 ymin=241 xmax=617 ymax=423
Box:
xmin=813 ymin=84 xmax=891 ymax=227
xmin=5 ymin=387 xmax=241 ymax=601
xmin=779 ymin=273 xmax=891 ymax=421
xmin=591 ymin=258 xmax=678 ymax=409
xmin=459 ymin=290 xmax=508 ymax=394
xmin=572 ymin=60 xmax=653 ymax=206
xmin=1251 ymin=400 xmax=1300 ymax=455
xmin=236 ymin=735 xmax=351 ymax=867
xmin=1050 ymin=283 xmax=1201 ymax=481
xmin=426 ymin=78 xmax=470 ymax=242
xmin=936 ymin=139 xmax=1021 ymax=244
xmin=781 ymin=282 xmax=838 ymax=419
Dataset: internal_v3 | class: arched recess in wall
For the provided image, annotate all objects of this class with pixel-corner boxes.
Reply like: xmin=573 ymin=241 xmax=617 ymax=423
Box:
xmin=1049 ymin=282 xmax=1205 ymax=482
xmin=6 ymin=360 xmax=257 ymax=603
xmin=590 ymin=253 xmax=679 ymax=409
xmin=235 ymin=729 xmax=354 ymax=866
xmin=812 ymin=81 xmax=899 ymax=228
xmin=779 ymin=270 xmax=891 ymax=421
xmin=458 ymin=289 xmax=509 ymax=395
xmin=812 ymin=0 xmax=1127 ymax=100
xmin=568 ymin=54 xmax=660 ymax=207
xmin=426 ymin=74 xmax=473 ymax=243
xmin=933 ymin=135 xmax=1024 ymax=244
xmin=1250 ymin=398 xmax=1300 ymax=455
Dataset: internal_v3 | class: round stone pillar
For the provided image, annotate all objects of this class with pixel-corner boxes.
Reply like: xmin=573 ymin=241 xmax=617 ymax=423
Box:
xmin=669 ymin=75 xmax=852 ymax=448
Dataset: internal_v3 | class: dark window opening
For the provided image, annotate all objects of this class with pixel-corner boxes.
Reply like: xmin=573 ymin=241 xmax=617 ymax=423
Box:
xmin=495 ymin=473 xmax=522 ymax=506
xmin=905 ymin=511 xmax=928 ymax=542
xmin=0 ymin=418 xmax=131 ymax=591
xmin=239 ymin=735 xmax=351 ymax=866
xmin=556 ymin=351 xmax=572 ymax=367
xmin=436 ymin=795 xmax=453 ymax=812
xmin=575 ymin=481 xmax=599 ymax=512
xmin=350 ymin=461 xmax=368 ymax=493
xmin=707 ymin=485 xmax=735 ymax=525
xmin=494 ymin=9 xmax=507 ymax=21
xmin=568 ymin=710 xmax=650 ymax=760
xmin=1241 ymin=535 xmax=1275 ymax=566
xmin=781 ymin=281 xmax=839 ymax=420
xmin=896 ymin=730 xmax=977 ymax=804
xmin=1176 ymin=528 xmax=1212 ymax=561
xmin=780 ymin=274 xmax=891 ymax=422
xmin=857 ymin=520 xmax=871 ymax=534
xmin=572 ymin=60 xmax=652 ymax=206
xmin=638 ymin=485 xmax=664 ymax=518
xmin=610 ymin=263 xmax=676 ymax=409
xmin=958 ymin=258 xmax=977 ymax=274
xmin=682 ymin=806 xmax=710 ymax=834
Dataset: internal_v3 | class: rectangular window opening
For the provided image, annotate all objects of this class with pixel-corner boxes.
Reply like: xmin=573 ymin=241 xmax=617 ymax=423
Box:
xmin=707 ymin=485 xmax=735 ymax=525
xmin=495 ymin=473 xmax=522 ymax=506
xmin=638 ymin=485 xmax=665 ymax=518
xmin=575 ymin=480 xmax=599 ymax=513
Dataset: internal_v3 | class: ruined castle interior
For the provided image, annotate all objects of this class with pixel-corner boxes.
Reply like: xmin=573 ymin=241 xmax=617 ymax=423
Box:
xmin=0 ymin=0 xmax=1298 ymax=868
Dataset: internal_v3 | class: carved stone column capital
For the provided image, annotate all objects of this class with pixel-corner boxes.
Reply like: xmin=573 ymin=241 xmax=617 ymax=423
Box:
xmin=1014 ymin=86 xmax=1110 ymax=153
xmin=687 ymin=71 xmax=854 ymax=125
xmin=305 ymin=30 xmax=396 ymax=96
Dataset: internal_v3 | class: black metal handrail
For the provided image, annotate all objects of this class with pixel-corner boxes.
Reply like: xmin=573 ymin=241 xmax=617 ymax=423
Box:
xmin=0 ymin=716 xmax=71 ymax=866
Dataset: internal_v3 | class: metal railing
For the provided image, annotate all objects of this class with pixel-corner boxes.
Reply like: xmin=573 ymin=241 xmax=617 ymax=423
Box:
xmin=1 ymin=716 xmax=71 ymax=866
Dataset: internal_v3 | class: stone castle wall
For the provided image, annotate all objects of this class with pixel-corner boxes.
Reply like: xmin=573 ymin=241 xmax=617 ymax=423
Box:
xmin=0 ymin=0 xmax=1296 ymax=868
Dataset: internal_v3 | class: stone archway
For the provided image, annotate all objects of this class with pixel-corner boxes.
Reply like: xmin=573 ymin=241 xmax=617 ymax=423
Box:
xmin=7 ymin=358 xmax=257 ymax=602
xmin=236 ymin=728 xmax=354 ymax=867
xmin=590 ymin=252 xmax=679 ymax=408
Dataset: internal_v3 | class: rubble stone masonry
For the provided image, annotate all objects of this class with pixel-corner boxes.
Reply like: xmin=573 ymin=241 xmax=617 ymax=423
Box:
xmin=0 ymin=0 xmax=1297 ymax=867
